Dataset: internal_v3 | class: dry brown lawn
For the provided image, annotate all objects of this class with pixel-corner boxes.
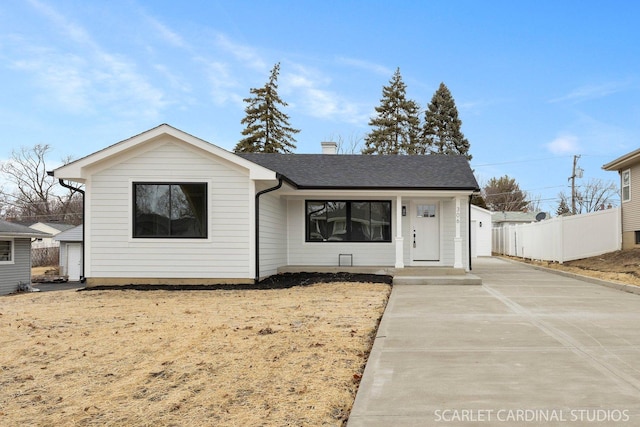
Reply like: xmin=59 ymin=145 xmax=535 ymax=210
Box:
xmin=0 ymin=282 xmax=390 ymax=426
xmin=504 ymin=248 xmax=640 ymax=287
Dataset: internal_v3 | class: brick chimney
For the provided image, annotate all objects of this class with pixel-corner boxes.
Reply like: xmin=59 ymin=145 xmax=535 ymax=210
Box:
xmin=321 ymin=141 xmax=337 ymax=154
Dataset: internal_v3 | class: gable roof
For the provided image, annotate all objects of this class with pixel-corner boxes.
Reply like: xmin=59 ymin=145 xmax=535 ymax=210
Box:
xmin=54 ymin=225 xmax=83 ymax=242
xmin=30 ymin=222 xmax=75 ymax=233
xmin=238 ymin=153 xmax=479 ymax=190
xmin=53 ymin=124 xmax=276 ymax=182
xmin=602 ymin=148 xmax=640 ymax=171
xmin=52 ymin=123 xmax=478 ymax=191
xmin=0 ymin=220 xmax=51 ymax=238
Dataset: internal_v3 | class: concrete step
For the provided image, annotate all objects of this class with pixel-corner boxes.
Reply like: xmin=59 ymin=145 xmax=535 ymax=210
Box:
xmin=392 ymin=274 xmax=482 ymax=286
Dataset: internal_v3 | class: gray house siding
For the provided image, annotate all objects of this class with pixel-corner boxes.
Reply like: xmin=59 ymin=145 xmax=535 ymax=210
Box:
xmin=0 ymin=239 xmax=32 ymax=295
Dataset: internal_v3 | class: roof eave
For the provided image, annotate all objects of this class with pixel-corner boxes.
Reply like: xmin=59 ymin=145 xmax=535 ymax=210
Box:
xmin=0 ymin=232 xmax=51 ymax=239
xmin=603 ymin=148 xmax=640 ymax=171
xmin=292 ymin=185 xmax=480 ymax=191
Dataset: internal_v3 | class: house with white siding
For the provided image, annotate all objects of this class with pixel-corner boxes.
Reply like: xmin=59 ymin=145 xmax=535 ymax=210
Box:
xmin=604 ymin=149 xmax=640 ymax=249
xmin=54 ymin=225 xmax=83 ymax=281
xmin=470 ymin=205 xmax=492 ymax=257
xmin=0 ymin=220 xmax=50 ymax=295
xmin=51 ymin=124 xmax=480 ymax=286
xmin=29 ymin=222 xmax=75 ymax=249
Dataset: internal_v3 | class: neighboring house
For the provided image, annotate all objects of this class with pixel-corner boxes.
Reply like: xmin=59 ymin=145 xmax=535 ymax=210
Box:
xmin=29 ymin=222 xmax=75 ymax=249
xmin=0 ymin=220 xmax=50 ymax=295
xmin=470 ymin=205 xmax=492 ymax=257
xmin=51 ymin=124 xmax=480 ymax=286
xmin=603 ymin=148 xmax=640 ymax=249
xmin=54 ymin=225 xmax=83 ymax=281
xmin=491 ymin=211 xmax=548 ymax=228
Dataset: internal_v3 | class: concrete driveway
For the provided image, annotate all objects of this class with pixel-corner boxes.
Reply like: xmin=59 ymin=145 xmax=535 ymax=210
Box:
xmin=348 ymin=257 xmax=640 ymax=426
xmin=31 ymin=281 xmax=84 ymax=292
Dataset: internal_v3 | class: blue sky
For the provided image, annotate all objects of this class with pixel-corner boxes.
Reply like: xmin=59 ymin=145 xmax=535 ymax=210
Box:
xmin=1 ymin=0 xmax=638 ymax=212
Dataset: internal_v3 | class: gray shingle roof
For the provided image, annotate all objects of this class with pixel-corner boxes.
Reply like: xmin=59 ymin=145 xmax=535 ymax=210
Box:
xmin=238 ymin=153 xmax=479 ymax=190
xmin=53 ymin=225 xmax=83 ymax=242
xmin=38 ymin=222 xmax=76 ymax=232
xmin=0 ymin=220 xmax=51 ymax=238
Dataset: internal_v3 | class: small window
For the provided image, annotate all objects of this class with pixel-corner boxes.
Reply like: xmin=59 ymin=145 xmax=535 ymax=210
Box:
xmin=0 ymin=240 xmax=12 ymax=262
xmin=133 ymin=183 xmax=207 ymax=238
xmin=622 ymin=169 xmax=631 ymax=202
xmin=635 ymin=231 xmax=640 ymax=245
xmin=306 ymin=201 xmax=391 ymax=242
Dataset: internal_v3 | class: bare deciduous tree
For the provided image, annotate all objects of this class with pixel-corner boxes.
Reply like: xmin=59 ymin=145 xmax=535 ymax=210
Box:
xmin=568 ymin=178 xmax=617 ymax=214
xmin=0 ymin=145 xmax=83 ymax=224
xmin=326 ymin=133 xmax=364 ymax=154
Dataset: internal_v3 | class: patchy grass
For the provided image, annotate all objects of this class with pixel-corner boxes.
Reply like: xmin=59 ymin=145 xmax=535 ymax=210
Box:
xmin=0 ymin=282 xmax=390 ymax=426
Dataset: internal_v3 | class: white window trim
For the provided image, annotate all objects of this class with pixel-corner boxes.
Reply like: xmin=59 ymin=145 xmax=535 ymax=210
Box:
xmin=622 ymin=169 xmax=631 ymax=203
xmin=0 ymin=239 xmax=14 ymax=264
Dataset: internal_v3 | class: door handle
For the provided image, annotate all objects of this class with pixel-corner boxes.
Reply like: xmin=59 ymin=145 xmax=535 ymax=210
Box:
xmin=413 ymin=229 xmax=416 ymax=248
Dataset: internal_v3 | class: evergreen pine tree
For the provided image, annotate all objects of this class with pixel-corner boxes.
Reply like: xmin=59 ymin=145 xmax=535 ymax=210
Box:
xmin=362 ymin=68 xmax=421 ymax=155
xmin=556 ymin=198 xmax=571 ymax=216
xmin=234 ymin=63 xmax=299 ymax=153
xmin=422 ymin=82 xmax=471 ymax=160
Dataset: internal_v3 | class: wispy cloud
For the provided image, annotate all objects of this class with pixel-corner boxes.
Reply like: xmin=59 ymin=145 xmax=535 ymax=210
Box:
xmin=546 ymin=134 xmax=580 ymax=154
xmin=16 ymin=0 xmax=167 ymax=119
xmin=26 ymin=0 xmax=92 ymax=46
xmin=196 ymin=58 xmax=244 ymax=106
xmin=214 ymin=34 xmax=266 ymax=71
xmin=146 ymin=16 xmax=187 ymax=48
xmin=12 ymin=49 xmax=92 ymax=112
xmin=284 ymin=65 xmax=366 ymax=124
xmin=336 ymin=56 xmax=393 ymax=76
xmin=550 ymin=81 xmax=631 ymax=104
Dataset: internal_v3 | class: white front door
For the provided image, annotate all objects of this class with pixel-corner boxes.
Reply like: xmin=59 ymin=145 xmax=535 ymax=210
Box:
xmin=67 ymin=243 xmax=82 ymax=281
xmin=412 ymin=202 xmax=440 ymax=262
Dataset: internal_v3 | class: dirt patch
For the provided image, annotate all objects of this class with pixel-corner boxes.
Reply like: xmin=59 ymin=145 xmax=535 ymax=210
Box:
xmin=0 ymin=280 xmax=390 ymax=426
xmin=82 ymin=272 xmax=393 ymax=291
xmin=505 ymin=248 xmax=640 ymax=287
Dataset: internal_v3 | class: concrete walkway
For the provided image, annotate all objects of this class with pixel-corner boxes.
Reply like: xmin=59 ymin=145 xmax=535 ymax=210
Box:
xmin=348 ymin=257 xmax=640 ymax=426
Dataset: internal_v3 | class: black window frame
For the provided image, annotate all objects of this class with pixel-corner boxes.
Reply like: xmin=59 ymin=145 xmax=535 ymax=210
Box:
xmin=133 ymin=182 xmax=208 ymax=239
xmin=305 ymin=200 xmax=392 ymax=243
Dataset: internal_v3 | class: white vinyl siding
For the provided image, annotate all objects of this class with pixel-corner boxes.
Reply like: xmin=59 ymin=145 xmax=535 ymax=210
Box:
xmin=441 ymin=199 xmax=455 ymax=265
xmin=258 ymin=184 xmax=287 ymax=277
xmin=622 ymin=164 xmax=640 ymax=234
xmin=86 ymin=138 xmax=252 ymax=279
xmin=286 ymin=199 xmax=395 ymax=266
xmin=0 ymin=238 xmax=31 ymax=295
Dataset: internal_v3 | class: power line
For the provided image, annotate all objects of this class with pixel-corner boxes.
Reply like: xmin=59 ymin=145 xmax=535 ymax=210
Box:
xmin=472 ymin=155 xmax=572 ymax=168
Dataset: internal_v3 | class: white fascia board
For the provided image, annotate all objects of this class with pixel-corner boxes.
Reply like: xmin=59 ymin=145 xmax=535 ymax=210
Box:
xmin=603 ymin=148 xmax=640 ymax=171
xmin=53 ymin=124 xmax=277 ymax=181
xmin=276 ymin=188 xmax=475 ymax=199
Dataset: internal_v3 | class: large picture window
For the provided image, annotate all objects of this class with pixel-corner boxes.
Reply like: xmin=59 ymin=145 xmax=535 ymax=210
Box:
xmin=133 ymin=183 xmax=207 ymax=238
xmin=306 ymin=201 xmax=391 ymax=242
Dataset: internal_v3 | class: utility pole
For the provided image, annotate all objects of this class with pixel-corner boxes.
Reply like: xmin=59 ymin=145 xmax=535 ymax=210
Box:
xmin=568 ymin=154 xmax=582 ymax=214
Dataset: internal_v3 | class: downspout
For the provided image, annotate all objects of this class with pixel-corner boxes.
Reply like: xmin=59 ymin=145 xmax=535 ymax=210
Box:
xmin=55 ymin=177 xmax=86 ymax=283
xmin=254 ymin=174 xmax=283 ymax=283
xmin=468 ymin=195 xmax=473 ymax=271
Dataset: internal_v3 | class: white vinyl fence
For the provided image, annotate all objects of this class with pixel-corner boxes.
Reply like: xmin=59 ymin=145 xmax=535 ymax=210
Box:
xmin=492 ymin=207 xmax=621 ymax=263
